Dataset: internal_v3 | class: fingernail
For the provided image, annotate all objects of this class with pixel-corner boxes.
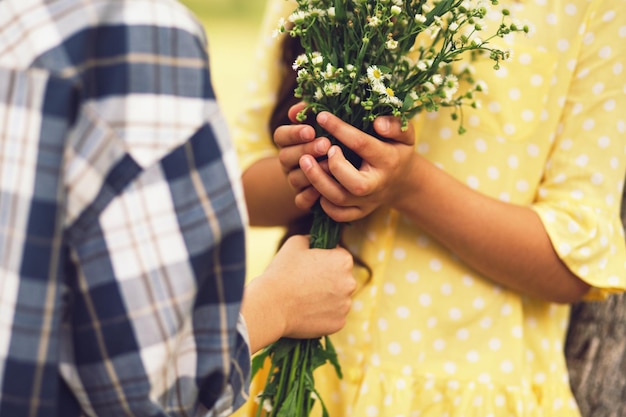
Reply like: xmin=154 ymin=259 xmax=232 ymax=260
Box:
xmin=317 ymin=112 xmax=328 ymax=125
xmin=377 ymin=117 xmax=390 ymax=133
xmin=328 ymin=146 xmax=336 ymax=158
xmin=300 ymin=155 xmax=313 ymax=171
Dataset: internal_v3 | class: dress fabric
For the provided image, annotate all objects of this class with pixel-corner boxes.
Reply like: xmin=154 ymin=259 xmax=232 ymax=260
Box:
xmin=233 ymin=0 xmax=626 ymax=416
xmin=0 ymin=0 xmax=250 ymax=415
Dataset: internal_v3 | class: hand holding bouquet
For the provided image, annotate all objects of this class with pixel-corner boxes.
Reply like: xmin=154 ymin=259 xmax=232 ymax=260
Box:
xmin=253 ymin=1 xmax=527 ymax=416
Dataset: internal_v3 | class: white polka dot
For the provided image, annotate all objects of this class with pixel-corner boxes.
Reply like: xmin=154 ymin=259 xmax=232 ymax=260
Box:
xmin=527 ymin=143 xmax=540 ymax=157
xmin=546 ymin=13 xmax=557 ymax=25
xmin=388 ymin=342 xmax=402 ymax=355
xmin=571 ymin=189 xmax=584 ymax=200
xmin=604 ymin=100 xmax=616 ymax=111
xmin=410 ymin=329 xmax=422 ymax=342
xmin=440 ymin=283 xmax=453 ymax=295
xmin=503 ymin=123 xmax=516 ymax=135
xmin=487 ymin=166 xmax=500 ymax=180
xmin=501 ymin=304 xmax=513 ymax=316
xmin=509 ymin=88 xmax=521 ymax=100
xmin=384 ymin=282 xmax=396 ymax=294
xmin=592 ymin=82 xmax=605 ymax=95
xmin=534 ymin=372 xmax=547 ymax=383
xmin=568 ymin=220 xmax=581 ymax=233
xmin=352 ymin=300 xmax=364 ymax=312
xmin=560 ymin=138 xmax=574 ymax=150
xmin=467 ymin=176 xmax=480 ymax=189
xmin=366 ymin=405 xmax=379 ymax=417
xmin=488 ymin=101 xmax=501 ymax=113
xmin=557 ymin=39 xmax=569 ymax=52
xmin=406 ymin=271 xmax=419 ymax=283
xmin=489 ymin=338 xmax=501 ymax=350
xmin=582 ymin=118 xmax=595 ymax=130
xmin=419 ymin=294 xmax=432 ymax=306
xmin=559 ymin=242 xmax=572 ymax=256
xmin=429 ymin=258 xmax=442 ymax=271
xmin=575 ymin=154 xmax=589 ymax=166
xmin=508 ymin=155 xmax=519 ymax=168
xmin=427 ymin=317 xmax=437 ymax=328
xmin=475 ymin=139 xmax=488 ymax=152
xmin=614 ymin=62 xmax=624 ymax=75
xmin=512 ymin=325 xmax=523 ymax=338
xmin=449 ymin=308 xmax=463 ymax=321
xmin=481 ymin=317 xmax=493 ymax=329
xmin=393 ymin=248 xmax=406 ymax=260
xmin=457 ymin=328 xmax=469 ymax=340
xmin=608 ymin=276 xmax=621 ymax=286
xmin=433 ymin=339 xmax=446 ymax=351
xmin=462 ymin=275 xmax=474 ymax=286
xmin=603 ymin=10 xmax=616 ymax=22
xmin=444 ymin=361 xmax=457 ymax=374
xmin=440 ymin=127 xmax=453 ymax=139
xmin=564 ymin=3 xmax=577 ymax=15
xmin=529 ymin=75 xmax=543 ymax=88
xmin=516 ymin=180 xmax=529 ymax=192
xmin=598 ymin=46 xmax=612 ymax=59
xmin=553 ymin=398 xmax=564 ymax=410
xmin=598 ymin=136 xmax=611 ymax=148
xmin=500 ymin=360 xmax=514 ymax=373
xmin=378 ymin=318 xmax=388 ymax=330
xmin=553 ymin=173 xmax=567 ymax=183
xmin=397 ymin=306 xmax=410 ymax=319
xmin=518 ymin=53 xmax=532 ymax=65
xmin=473 ymin=297 xmax=485 ymax=309
xmin=453 ymin=149 xmax=466 ymax=162
xmin=467 ymin=350 xmax=480 ymax=363
xmin=522 ymin=109 xmax=535 ymax=122
xmin=578 ymin=265 xmax=590 ymax=277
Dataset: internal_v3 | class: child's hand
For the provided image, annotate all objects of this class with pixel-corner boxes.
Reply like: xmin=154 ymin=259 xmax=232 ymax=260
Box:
xmin=298 ymin=112 xmax=416 ymax=222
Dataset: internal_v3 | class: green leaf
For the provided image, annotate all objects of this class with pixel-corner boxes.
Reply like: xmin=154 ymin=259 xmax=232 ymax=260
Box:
xmin=251 ymin=349 xmax=270 ymax=379
xmin=271 ymin=338 xmax=300 ymax=362
xmin=334 ymin=0 xmax=347 ymax=23
xmin=324 ymin=336 xmax=343 ymax=378
xmin=276 ymin=384 xmax=299 ymax=417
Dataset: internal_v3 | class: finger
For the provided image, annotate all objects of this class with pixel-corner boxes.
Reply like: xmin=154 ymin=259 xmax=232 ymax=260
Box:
xmin=288 ymin=102 xmax=308 ymax=123
xmin=319 ymin=197 xmax=364 ymax=224
xmin=300 ymin=154 xmax=350 ymax=206
xmin=286 ymin=167 xmax=311 ymax=191
xmin=372 ymin=115 xmax=415 ymax=145
xmin=274 ymin=123 xmax=316 ymax=148
xmin=294 ymin=186 xmax=321 ymax=211
xmin=282 ymin=234 xmax=309 ymax=250
xmin=278 ymin=137 xmax=332 ymax=173
xmin=315 ymin=112 xmax=386 ymax=162
xmin=326 ymin=145 xmax=373 ymax=197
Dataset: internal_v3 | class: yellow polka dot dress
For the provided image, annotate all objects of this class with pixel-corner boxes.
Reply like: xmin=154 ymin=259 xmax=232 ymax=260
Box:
xmin=234 ymin=0 xmax=626 ymax=416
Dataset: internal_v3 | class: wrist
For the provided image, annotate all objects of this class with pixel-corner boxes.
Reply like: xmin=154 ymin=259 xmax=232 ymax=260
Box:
xmin=241 ymin=273 xmax=288 ymax=353
xmin=391 ymin=152 xmax=424 ymax=214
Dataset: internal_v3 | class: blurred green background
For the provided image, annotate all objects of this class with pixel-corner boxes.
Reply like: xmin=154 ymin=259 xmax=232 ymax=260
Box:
xmin=180 ymin=0 xmax=268 ymax=126
xmin=180 ymin=0 xmax=284 ymax=282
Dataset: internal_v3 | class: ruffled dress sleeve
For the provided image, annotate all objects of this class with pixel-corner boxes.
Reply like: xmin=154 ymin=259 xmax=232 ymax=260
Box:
xmin=531 ymin=1 xmax=626 ymax=300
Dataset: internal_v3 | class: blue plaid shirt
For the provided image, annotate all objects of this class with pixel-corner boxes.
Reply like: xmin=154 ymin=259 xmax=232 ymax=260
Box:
xmin=0 ymin=0 xmax=250 ymax=416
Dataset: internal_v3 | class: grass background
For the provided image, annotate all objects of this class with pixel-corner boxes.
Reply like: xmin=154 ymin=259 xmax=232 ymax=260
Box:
xmin=180 ymin=0 xmax=284 ymax=282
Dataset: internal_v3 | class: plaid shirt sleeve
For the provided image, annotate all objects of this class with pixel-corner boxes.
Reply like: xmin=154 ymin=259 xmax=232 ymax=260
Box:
xmin=0 ymin=1 xmax=250 ymax=416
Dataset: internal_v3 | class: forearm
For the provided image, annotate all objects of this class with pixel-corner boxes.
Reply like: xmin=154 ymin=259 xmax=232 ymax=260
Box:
xmin=239 ymin=274 xmax=285 ymax=354
xmin=242 ymin=157 xmax=309 ymax=226
xmin=395 ymin=155 xmax=590 ymax=303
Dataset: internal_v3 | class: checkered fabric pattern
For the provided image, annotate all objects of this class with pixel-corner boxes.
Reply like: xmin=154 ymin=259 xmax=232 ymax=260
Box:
xmin=0 ymin=0 xmax=250 ymax=416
